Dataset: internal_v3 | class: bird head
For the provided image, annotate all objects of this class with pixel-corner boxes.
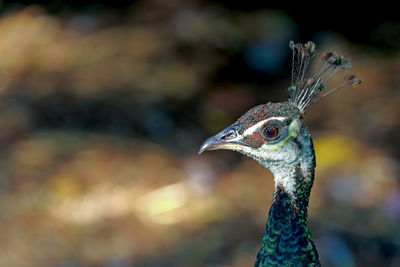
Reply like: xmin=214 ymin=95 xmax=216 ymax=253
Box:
xmin=198 ymin=102 xmax=307 ymax=169
xmin=199 ymin=41 xmax=360 ymax=178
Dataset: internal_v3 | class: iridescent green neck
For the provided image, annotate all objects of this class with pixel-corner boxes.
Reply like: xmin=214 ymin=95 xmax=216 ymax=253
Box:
xmin=255 ymin=136 xmax=320 ymax=266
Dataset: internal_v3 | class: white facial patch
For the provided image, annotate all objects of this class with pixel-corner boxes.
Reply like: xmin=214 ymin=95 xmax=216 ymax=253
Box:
xmin=242 ymin=116 xmax=288 ymax=137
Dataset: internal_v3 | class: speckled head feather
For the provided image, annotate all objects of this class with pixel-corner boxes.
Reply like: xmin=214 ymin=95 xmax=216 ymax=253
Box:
xmin=288 ymin=41 xmax=361 ymax=112
xmin=231 ymin=102 xmax=301 ymax=148
xmin=235 ymin=102 xmax=301 ymax=134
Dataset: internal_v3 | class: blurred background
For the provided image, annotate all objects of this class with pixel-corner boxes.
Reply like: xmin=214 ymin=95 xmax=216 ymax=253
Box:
xmin=0 ymin=1 xmax=399 ymax=266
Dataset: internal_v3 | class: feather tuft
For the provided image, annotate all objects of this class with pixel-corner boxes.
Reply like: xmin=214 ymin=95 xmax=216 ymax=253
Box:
xmin=287 ymin=41 xmax=360 ymax=112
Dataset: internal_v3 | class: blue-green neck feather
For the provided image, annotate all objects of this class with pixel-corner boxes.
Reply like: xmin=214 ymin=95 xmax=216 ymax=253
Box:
xmin=255 ymin=139 xmax=320 ymax=267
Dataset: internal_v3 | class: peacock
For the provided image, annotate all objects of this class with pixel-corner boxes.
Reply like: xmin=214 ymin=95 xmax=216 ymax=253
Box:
xmin=199 ymin=41 xmax=360 ymax=266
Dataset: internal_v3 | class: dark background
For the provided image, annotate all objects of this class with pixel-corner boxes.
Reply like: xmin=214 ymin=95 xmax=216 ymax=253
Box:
xmin=0 ymin=1 xmax=399 ymax=266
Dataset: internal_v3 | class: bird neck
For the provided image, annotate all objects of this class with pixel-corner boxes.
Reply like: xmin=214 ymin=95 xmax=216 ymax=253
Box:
xmin=255 ymin=136 xmax=320 ymax=266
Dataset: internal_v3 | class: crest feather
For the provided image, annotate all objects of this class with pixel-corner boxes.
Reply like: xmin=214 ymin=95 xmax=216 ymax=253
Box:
xmin=287 ymin=41 xmax=361 ymax=112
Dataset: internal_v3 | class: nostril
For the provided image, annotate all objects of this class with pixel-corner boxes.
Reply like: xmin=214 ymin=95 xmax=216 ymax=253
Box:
xmin=221 ymin=131 xmax=236 ymax=140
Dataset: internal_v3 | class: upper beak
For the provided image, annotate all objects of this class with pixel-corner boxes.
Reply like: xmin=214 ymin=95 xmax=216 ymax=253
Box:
xmin=198 ymin=125 xmax=241 ymax=154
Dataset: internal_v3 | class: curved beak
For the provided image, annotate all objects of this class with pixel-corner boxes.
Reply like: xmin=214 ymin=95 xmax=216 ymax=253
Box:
xmin=198 ymin=125 xmax=243 ymax=154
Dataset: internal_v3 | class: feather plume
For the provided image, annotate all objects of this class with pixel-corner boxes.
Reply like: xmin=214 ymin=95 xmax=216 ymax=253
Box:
xmin=287 ymin=41 xmax=361 ymax=112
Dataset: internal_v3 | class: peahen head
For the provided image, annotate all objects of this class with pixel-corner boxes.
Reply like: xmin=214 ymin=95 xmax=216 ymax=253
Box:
xmin=199 ymin=101 xmax=311 ymax=195
xmin=199 ymin=41 xmax=361 ymax=196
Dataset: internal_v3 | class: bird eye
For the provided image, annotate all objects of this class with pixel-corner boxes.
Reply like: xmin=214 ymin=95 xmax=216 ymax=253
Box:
xmin=263 ymin=127 xmax=279 ymax=139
